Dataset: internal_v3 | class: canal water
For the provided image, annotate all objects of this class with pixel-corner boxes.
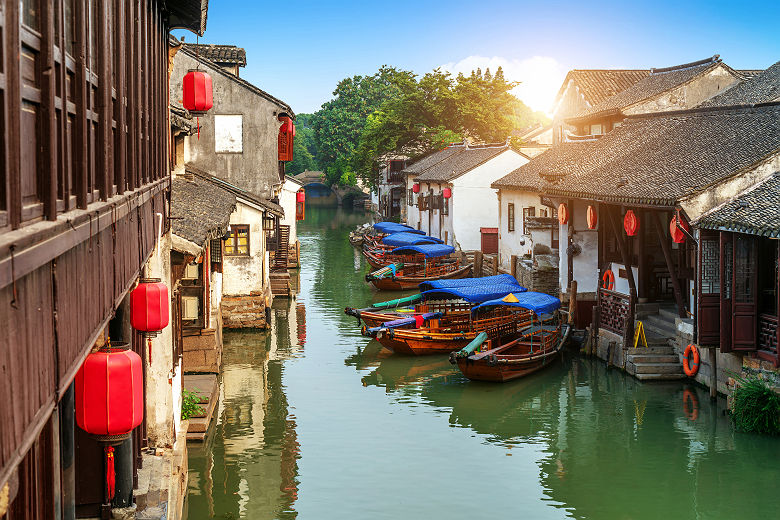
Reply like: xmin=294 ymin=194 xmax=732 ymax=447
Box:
xmin=185 ymin=206 xmax=778 ymax=520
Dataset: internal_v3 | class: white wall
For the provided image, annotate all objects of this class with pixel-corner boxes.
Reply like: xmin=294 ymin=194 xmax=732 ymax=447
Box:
xmin=280 ymin=178 xmax=301 ymax=244
xmin=405 ymin=174 xmax=421 ymax=229
xmin=223 ymin=202 xmax=267 ymax=296
xmin=559 ymin=201 xmax=600 ymax=294
xmin=451 ymin=150 xmax=528 ymax=251
xmin=497 ymin=189 xmax=550 ymax=269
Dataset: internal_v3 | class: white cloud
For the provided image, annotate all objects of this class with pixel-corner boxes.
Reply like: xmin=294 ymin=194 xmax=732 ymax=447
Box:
xmin=440 ymin=55 xmax=566 ymax=115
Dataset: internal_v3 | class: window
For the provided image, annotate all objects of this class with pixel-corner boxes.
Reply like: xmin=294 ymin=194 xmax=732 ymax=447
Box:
xmin=507 ymin=203 xmax=515 ymax=232
xmin=215 ymin=115 xmax=243 ymax=153
xmin=522 ymin=207 xmax=536 ymax=234
xmin=590 ymin=123 xmax=603 ymax=135
xmin=539 ymin=208 xmax=548 ymax=218
xmin=442 ymin=197 xmax=449 ymax=216
xmin=224 ymin=225 xmax=250 ymax=256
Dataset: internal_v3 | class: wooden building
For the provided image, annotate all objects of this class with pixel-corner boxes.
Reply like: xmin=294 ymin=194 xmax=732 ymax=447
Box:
xmin=0 ymin=0 xmax=208 ymax=517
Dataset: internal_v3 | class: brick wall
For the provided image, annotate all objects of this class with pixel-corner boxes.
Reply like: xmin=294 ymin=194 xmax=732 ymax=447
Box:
xmin=221 ymin=294 xmax=268 ymax=329
xmin=515 ymin=255 xmax=559 ymax=296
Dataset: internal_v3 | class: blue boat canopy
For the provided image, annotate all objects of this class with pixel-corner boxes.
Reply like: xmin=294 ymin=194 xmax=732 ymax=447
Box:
xmin=373 ymin=222 xmax=424 ymax=235
xmin=389 ymin=244 xmax=455 ymax=258
xmin=419 ymin=274 xmax=520 ymax=292
xmin=421 ymin=283 xmax=528 ymax=304
xmin=471 ymin=291 xmax=561 ymax=315
xmin=382 ymin=232 xmax=443 ymax=247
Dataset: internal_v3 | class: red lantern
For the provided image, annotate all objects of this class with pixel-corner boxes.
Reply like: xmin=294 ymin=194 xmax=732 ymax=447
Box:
xmin=670 ymin=215 xmax=689 ymax=243
xmin=182 ymin=70 xmax=213 ymax=115
xmin=624 ymin=210 xmax=639 ymax=236
xmin=412 ymin=183 xmax=420 ymax=194
xmin=75 ymin=344 xmax=143 ymax=501
xmin=131 ymin=278 xmax=169 ymax=334
xmin=587 ymin=205 xmax=598 ymax=230
xmin=442 ymin=188 xmax=452 ymax=199
xmin=296 ymin=190 xmax=306 ymax=203
xmin=278 ymin=116 xmax=294 ymax=162
xmin=296 ymin=190 xmax=305 ymax=221
xmin=558 ymin=203 xmax=568 ymax=225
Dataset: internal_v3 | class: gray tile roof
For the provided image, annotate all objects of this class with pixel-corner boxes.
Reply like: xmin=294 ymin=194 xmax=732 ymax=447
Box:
xmin=401 ymin=146 xmax=465 ymax=175
xmin=699 ymin=61 xmax=780 ymax=107
xmin=187 ymin=167 xmax=284 ymax=216
xmin=414 ymin=145 xmax=510 ymax=182
xmin=567 ymin=56 xmax=728 ymax=123
xmin=183 ymin=43 xmax=246 ymax=67
xmin=171 ymin=176 xmax=236 ymax=246
xmin=554 ymin=70 xmax=651 ymax=107
xmin=494 ymin=104 xmax=780 ymax=207
xmin=696 ymin=173 xmax=780 ymax=237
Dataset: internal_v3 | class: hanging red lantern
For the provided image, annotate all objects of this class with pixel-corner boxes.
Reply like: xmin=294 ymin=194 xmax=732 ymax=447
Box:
xmin=412 ymin=183 xmax=420 ymax=194
xmin=182 ymin=70 xmax=213 ymax=115
xmin=296 ymin=190 xmax=306 ymax=203
xmin=670 ymin=215 xmax=689 ymax=243
xmin=587 ymin=205 xmax=598 ymax=229
xmin=442 ymin=188 xmax=452 ymax=199
xmin=278 ymin=116 xmax=294 ymax=162
xmin=624 ymin=210 xmax=639 ymax=236
xmin=130 ymin=278 xmax=169 ymax=335
xmin=75 ymin=343 xmax=144 ymax=501
xmin=296 ymin=190 xmax=305 ymax=221
xmin=558 ymin=203 xmax=568 ymax=225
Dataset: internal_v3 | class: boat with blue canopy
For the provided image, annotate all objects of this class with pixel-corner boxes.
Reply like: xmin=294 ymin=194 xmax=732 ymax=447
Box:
xmin=365 ymin=244 xmax=472 ymax=291
xmin=372 ymin=222 xmax=425 ymax=235
xmin=449 ymin=292 xmax=571 ymax=382
xmin=362 ymin=234 xmax=446 ymax=268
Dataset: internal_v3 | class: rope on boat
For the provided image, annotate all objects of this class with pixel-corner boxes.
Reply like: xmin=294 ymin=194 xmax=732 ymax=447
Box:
xmin=365 ymin=262 xmax=403 ymax=281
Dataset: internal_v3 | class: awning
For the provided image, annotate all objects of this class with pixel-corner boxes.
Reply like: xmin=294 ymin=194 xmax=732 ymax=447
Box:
xmin=381 ymin=232 xmax=443 ymax=247
xmin=421 ymin=283 xmax=528 ymax=304
xmin=373 ymin=222 xmax=425 ymax=235
xmin=389 ymin=244 xmax=455 ymax=258
xmin=471 ymin=291 xmax=561 ymax=315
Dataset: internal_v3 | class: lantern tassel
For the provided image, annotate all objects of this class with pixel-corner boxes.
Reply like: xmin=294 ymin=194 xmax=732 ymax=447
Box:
xmin=148 ymin=336 xmax=153 ymax=366
xmin=105 ymin=446 xmax=116 ymax=501
xmin=197 ymin=117 xmax=200 ymax=140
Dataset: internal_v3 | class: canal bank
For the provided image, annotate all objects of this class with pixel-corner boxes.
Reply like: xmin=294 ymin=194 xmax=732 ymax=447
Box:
xmin=184 ymin=206 xmax=778 ymax=520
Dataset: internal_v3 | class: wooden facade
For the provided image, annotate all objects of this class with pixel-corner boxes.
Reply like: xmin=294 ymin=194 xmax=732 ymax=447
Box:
xmin=0 ymin=0 xmax=207 ymax=516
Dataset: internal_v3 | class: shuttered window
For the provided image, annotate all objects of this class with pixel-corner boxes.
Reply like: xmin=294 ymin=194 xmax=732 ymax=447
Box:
xmin=507 ymin=203 xmax=515 ymax=232
xmin=224 ymin=225 xmax=250 ymax=256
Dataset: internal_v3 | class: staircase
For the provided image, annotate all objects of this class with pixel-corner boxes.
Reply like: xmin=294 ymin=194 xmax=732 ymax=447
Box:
xmin=272 ymin=225 xmax=290 ymax=272
xmin=626 ymin=305 xmax=685 ymax=380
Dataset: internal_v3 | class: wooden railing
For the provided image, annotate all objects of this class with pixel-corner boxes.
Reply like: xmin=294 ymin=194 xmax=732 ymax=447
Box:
xmin=598 ymin=288 xmax=633 ymax=336
xmin=758 ymin=313 xmax=778 ymax=357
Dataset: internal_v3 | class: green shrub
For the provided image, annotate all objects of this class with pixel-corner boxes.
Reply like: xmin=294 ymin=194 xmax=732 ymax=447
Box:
xmin=181 ymin=389 xmax=205 ymax=420
xmin=730 ymin=374 xmax=780 ymax=435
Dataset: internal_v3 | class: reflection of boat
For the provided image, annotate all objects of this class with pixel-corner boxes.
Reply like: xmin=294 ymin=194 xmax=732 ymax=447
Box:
xmin=361 ymin=356 xmax=455 ymax=391
xmin=451 ymin=292 xmax=570 ymax=382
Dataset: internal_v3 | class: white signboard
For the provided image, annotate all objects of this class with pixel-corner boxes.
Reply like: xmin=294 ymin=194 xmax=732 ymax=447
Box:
xmin=214 ymin=114 xmax=243 ymax=153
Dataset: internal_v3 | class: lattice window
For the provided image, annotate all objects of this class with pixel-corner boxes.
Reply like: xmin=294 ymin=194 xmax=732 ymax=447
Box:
xmin=508 ymin=203 xmax=515 ymax=232
xmin=735 ymin=235 xmax=755 ymax=303
xmin=599 ymin=289 xmax=630 ymax=335
xmin=724 ymin=242 xmax=733 ymax=299
xmin=701 ymin=238 xmax=719 ymax=294
xmin=210 ymin=239 xmax=223 ymax=264
xmin=224 ymin=225 xmax=250 ymax=256
xmin=522 ymin=207 xmax=535 ymax=234
xmin=758 ymin=314 xmax=778 ymax=356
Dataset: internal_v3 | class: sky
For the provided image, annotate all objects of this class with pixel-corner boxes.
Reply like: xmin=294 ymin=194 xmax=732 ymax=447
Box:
xmin=174 ymin=1 xmax=780 ymax=116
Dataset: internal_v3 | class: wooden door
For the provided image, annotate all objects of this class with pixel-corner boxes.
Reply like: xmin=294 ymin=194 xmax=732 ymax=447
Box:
xmin=732 ymin=234 xmax=758 ymax=351
xmin=698 ymin=231 xmax=720 ymax=345
xmin=720 ymin=232 xmax=733 ymax=352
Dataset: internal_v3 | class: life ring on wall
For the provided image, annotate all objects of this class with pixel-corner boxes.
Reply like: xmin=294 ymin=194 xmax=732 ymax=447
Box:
xmin=601 ymin=269 xmax=615 ymax=291
xmin=682 ymin=389 xmax=699 ymax=421
xmin=683 ymin=344 xmax=700 ymax=377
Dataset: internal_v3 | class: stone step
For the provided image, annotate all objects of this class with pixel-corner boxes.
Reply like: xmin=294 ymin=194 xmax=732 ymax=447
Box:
xmin=627 ymin=354 xmax=680 ymax=364
xmin=643 ymin=313 xmax=676 ymax=333
xmin=633 ymin=362 xmax=684 ymax=374
xmin=658 ymin=307 xmax=681 ymax=321
xmin=627 ymin=345 xmax=675 ymax=355
xmin=135 ymin=452 xmax=163 ymax=511
xmin=635 ymin=372 xmax=687 ymax=381
xmin=641 ymin=320 xmax=676 ymax=339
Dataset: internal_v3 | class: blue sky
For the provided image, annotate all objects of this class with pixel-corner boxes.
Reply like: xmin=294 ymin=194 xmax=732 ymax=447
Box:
xmin=174 ymin=1 xmax=780 ymax=115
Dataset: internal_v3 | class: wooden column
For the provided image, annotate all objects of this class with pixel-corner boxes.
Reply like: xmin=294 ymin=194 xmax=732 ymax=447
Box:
xmin=5 ymin=0 xmax=22 ymax=227
xmin=114 ymin=0 xmax=127 ymax=194
xmin=74 ymin=0 xmax=88 ymax=208
xmin=567 ymin=199 xmax=573 ymax=289
xmin=637 ymin=209 xmax=647 ymax=299
xmin=41 ymin=0 xmax=58 ymax=220
xmin=653 ymin=212 xmax=687 ymax=318
xmin=606 ymin=205 xmax=636 ymax=346
xmin=510 ymin=254 xmax=518 ymax=279
xmin=97 ymin=0 xmax=113 ymax=200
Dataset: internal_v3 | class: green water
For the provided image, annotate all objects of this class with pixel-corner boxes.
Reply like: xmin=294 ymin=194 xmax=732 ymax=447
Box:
xmin=184 ymin=206 xmax=778 ymax=520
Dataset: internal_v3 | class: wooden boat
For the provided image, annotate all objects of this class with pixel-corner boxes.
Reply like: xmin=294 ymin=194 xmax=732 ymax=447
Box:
xmin=361 ymin=279 xmax=534 ymax=355
xmin=362 ymin=232 xmax=443 ymax=269
xmin=366 ymin=244 xmax=473 ymax=290
xmin=450 ymin=292 xmax=571 ymax=382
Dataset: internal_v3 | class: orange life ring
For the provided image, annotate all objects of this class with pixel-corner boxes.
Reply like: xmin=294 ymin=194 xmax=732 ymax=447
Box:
xmin=682 ymin=389 xmax=699 ymax=421
xmin=601 ymin=269 xmax=615 ymax=290
xmin=683 ymin=344 xmax=700 ymax=377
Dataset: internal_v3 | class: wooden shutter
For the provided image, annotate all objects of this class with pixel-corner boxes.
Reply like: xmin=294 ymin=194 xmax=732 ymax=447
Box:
xmin=697 ymin=231 xmax=720 ymax=345
xmin=732 ymin=234 xmax=758 ymax=351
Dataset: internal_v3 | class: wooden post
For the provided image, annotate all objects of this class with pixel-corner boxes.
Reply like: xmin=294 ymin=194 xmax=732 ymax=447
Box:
xmin=474 ymin=251 xmax=484 ymax=278
xmin=568 ymin=280 xmax=577 ymax=325
xmin=606 ymin=206 xmax=636 ymax=345
xmin=710 ymin=347 xmax=718 ymax=399
xmin=653 ymin=212 xmax=687 ymax=318
xmin=591 ymin=305 xmax=600 ymax=356
xmin=492 ymin=255 xmax=498 ymax=276
xmin=510 ymin=254 xmax=518 ymax=280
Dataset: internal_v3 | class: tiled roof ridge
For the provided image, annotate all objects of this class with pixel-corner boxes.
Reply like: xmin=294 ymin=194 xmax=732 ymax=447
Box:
xmin=626 ymin=100 xmax=780 ymax=120
xmin=650 ymin=55 xmax=720 ymax=74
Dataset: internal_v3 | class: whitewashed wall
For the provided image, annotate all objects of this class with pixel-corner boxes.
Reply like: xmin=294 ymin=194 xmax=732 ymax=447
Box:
xmin=280 ymin=178 xmax=301 ymax=244
xmin=559 ymin=201 xmax=600 ymax=293
xmin=223 ymin=202 xmax=267 ymax=296
xmin=497 ymin=189 xmax=549 ymax=270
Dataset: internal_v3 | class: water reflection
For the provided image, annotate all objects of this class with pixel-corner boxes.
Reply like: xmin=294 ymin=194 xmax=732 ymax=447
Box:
xmin=186 ymin=207 xmax=778 ymax=520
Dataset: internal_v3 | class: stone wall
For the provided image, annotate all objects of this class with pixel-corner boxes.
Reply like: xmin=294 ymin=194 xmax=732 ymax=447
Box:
xmin=514 ymin=255 xmax=559 ymax=296
xmin=221 ymin=293 xmax=268 ymax=329
xmin=182 ymin=318 xmax=222 ymax=373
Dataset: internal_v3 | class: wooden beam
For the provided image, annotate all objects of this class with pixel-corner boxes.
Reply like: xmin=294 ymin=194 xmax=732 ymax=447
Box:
xmin=114 ymin=0 xmax=127 ymax=194
xmin=5 ymin=0 xmax=22 ymax=227
xmin=97 ymin=0 xmax=112 ymax=200
xmin=41 ymin=0 xmax=58 ymax=220
xmin=653 ymin=212 xmax=687 ymax=318
xmin=566 ymin=199 xmax=573 ymax=289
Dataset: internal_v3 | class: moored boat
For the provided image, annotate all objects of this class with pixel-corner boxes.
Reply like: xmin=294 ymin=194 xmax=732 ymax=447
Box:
xmin=365 ymin=244 xmax=472 ymax=290
xmin=450 ymin=292 xmax=570 ymax=382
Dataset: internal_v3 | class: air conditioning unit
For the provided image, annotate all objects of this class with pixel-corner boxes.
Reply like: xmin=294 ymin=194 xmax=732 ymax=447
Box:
xmin=181 ymin=296 xmax=199 ymax=320
xmin=182 ymin=263 xmax=199 ymax=280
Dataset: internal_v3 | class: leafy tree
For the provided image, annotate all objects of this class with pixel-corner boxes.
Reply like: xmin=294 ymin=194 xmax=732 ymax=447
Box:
xmin=286 ymin=123 xmax=317 ymax=176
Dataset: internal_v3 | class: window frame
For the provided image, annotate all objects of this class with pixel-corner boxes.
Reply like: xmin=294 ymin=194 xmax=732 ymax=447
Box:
xmin=507 ymin=203 xmax=515 ymax=232
xmin=224 ymin=224 xmax=250 ymax=256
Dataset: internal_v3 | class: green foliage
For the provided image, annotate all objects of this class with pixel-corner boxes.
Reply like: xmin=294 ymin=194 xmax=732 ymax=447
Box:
xmin=730 ymin=373 xmax=780 ymax=435
xmin=181 ymin=389 xmax=205 ymax=420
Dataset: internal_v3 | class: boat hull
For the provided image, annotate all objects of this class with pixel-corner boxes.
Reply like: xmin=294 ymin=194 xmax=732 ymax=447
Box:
xmin=375 ymin=330 xmax=476 ymax=355
xmin=369 ymin=264 xmax=473 ymax=291
xmin=455 ymin=352 xmax=560 ymax=382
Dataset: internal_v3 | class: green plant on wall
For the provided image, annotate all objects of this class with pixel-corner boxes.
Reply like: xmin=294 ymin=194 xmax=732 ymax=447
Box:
xmin=181 ymin=389 xmax=205 ymax=420
xmin=730 ymin=373 xmax=780 ymax=435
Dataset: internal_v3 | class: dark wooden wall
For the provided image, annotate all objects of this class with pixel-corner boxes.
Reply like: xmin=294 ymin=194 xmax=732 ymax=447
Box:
xmin=0 ymin=0 xmax=172 ymax=507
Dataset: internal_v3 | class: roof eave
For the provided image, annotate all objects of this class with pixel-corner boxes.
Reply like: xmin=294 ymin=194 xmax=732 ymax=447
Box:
xmin=167 ymin=0 xmax=209 ymax=36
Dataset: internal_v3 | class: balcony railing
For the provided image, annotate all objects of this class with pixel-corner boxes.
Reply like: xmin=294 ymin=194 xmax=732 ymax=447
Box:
xmin=598 ymin=288 xmax=633 ymax=336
